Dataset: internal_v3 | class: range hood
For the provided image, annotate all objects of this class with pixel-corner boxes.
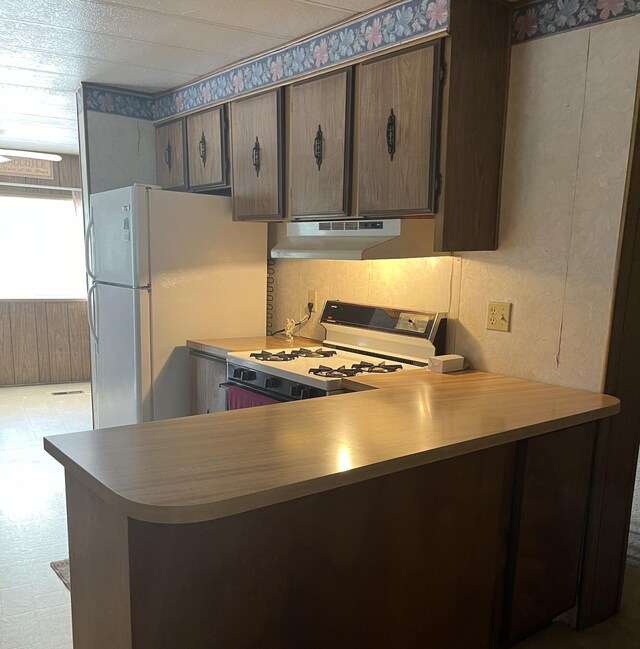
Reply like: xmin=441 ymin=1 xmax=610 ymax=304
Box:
xmin=270 ymin=219 xmax=449 ymax=260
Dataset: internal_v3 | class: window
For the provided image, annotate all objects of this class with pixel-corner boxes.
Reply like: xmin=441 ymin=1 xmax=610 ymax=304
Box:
xmin=0 ymin=195 xmax=86 ymax=299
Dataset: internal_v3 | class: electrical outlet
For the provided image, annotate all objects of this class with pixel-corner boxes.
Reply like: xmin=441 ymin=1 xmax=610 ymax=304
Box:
xmin=486 ymin=301 xmax=511 ymax=332
xmin=307 ymin=290 xmax=318 ymax=313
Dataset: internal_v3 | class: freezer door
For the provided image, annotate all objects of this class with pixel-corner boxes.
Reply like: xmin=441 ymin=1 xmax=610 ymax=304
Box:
xmin=89 ymin=186 xmax=150 ymax=287
xmin=90 ymin=283 xmax=152 ymax=428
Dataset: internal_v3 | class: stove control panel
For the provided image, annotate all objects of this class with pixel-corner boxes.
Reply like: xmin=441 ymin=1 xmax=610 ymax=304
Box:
xmin=321 ymin=300 xmax=444 ymax=341
xmin=232 ymin=368 xmax=257 ymax=382
xmin=320 ymin=300 xmax=447 ymax=352
xmin=227 ymin=363 xmax=327 ymax=402
xmin=396 ymin=312 xmax=430 ymax=334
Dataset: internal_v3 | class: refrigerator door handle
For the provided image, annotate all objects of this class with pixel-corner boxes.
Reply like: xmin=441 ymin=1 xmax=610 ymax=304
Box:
xmin=87 ymin=283 xmax=99 ymax=352
xmin=85 ymin=211 xmax=96 ymax=281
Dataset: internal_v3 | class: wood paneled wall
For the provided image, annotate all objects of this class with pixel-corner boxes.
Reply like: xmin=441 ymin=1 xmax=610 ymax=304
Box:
xmin=0 ymin=300 xmax=90 ymax=386
xmin=0 ymin=154 xmax=81 ymax=197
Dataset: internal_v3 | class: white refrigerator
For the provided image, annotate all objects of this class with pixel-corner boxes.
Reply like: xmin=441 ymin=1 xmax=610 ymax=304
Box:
xmin=86 ymin=185 xmax=266 ymax=428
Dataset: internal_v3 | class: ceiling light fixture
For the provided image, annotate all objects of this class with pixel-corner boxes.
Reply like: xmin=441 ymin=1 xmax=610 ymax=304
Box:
xmin=0 ymin=149 xmax=62 ymax=162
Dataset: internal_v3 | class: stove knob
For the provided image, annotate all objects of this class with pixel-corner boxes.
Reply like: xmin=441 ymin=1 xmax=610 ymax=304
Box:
xmin=240 ymin=370 xmax=256 ymax=382
xmin=265 ymin=377 xmax=280 ymax=389
xmin=232 ymin=368 xmax=242 ymax=379
xmin=290 ymin=385 xmax=311 ymax=399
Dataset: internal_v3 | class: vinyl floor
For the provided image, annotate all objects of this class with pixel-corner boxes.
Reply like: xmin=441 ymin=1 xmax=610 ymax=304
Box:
xmin=0 ymin=383 xmax=90 ymax=649
xmin=0 ymin=382 xmax=639 ymax=649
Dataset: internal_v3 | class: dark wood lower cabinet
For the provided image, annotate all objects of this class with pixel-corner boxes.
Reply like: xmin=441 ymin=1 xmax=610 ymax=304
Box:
xmin=506 ymin=423 xmax=597 ymax=644
xmin=128 ymin=445 xmax=515 ymax=649
xmin=189 ymin=350 xmax=227 ymax=414
xmin=65 ymin=423 xmax=604 ymax=649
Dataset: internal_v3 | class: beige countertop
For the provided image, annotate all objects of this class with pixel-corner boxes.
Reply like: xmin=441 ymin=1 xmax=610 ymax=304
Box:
xmin=45 ymin=365 xmax=619 ymax=525
xmin=187 ymin=335 xmax=322 ymax=358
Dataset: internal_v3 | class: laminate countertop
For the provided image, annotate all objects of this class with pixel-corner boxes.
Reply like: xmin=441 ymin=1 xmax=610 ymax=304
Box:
xmin=186 ymin=335 xmax=321 ymax=358
xmin=44 ymin=363 xmax=619 ymax=525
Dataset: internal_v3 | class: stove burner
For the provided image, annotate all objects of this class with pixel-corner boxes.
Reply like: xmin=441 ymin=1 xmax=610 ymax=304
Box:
xmin=249 ymin=350 xmax=298 ymax=362
xmin=351 ymin=360 xmax=403 ymax=374
xmin=293 ymin=348 xmax=338 ymax=359
xmin=308 ymin=365 xmax=362 ymax=378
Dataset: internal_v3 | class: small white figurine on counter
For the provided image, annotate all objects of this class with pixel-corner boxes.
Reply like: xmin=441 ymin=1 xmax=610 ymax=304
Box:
xmin=285 ymin=318 xmax=296 ymax=341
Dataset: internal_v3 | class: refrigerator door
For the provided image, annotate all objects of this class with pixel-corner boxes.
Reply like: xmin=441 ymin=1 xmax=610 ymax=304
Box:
xmin=89 ymin=185 xmax=150 ymax=288
xmin=90 ymin=282 xmax=152 ymax=428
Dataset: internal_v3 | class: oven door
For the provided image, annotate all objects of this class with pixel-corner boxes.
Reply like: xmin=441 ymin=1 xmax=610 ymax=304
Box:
xmin=222 ymin=384 xmax=282 ymax=410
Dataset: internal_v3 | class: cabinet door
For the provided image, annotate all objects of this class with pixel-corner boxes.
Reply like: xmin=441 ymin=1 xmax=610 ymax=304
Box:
xmin=358 ymin=43 xmax=439 ymax=216
xmin=186 ymin=107 xmax=227 ymax=190
xmin=189 ymin=352 xmax=227 ymax=414
xmin=290 ymin=70 xmax=352 ymax=218
xmin=155 ymin=120 xmax=186 ymax=190
xmin=230 ymin=89 xmax=284 ymax=220
xmin=507 ymin=423 xmax=596 ymax=643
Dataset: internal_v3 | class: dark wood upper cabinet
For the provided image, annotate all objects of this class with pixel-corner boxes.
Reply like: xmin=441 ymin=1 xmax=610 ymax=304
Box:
xmin=289 ymin=70 xmax=352 ymax=218
xmin=155 ymin=119 xmax=186 ymax=190
xmin=354 ymin=0 xmax=511 ymax=251
xmin=230 ymin=89 xmax=284 ymax=221
xmin=436 ymin=0 xmax=511 ymax=251
xmin=186 ymin=106 xmax=228 ymax=190
xmin=357 ymin=43 xmax=440 ymax=218
xmin=150 ymin=0 xmax=509 ymax=250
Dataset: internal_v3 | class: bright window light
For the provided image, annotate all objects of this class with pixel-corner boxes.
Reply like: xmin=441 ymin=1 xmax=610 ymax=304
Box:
xmin=0 ymin=195 xmax=86 ymax=299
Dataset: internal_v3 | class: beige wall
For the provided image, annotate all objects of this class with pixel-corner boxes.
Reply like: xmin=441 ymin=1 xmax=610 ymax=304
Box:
xmin=271 ymin=16 xmax=640 ymax=392
xmin=455 ymin=17 xmax=640 ymax=392
xmin=86 ymin=111 xmax=156 ymax=195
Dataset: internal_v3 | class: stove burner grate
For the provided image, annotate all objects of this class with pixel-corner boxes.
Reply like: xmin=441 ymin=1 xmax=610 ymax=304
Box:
xmin=292 ymin=348 xmax=338 ymax=359
xmin=249 ymin=350 xmax=298 ymax=362
xmin=351 ymin=360 xmax=403 ymax=374
xmin=308 ymin=365 xmax=362 ymax=378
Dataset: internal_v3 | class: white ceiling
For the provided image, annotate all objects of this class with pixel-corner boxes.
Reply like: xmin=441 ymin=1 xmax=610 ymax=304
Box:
xmin=0 ymin=0 xmax=387 ymax=154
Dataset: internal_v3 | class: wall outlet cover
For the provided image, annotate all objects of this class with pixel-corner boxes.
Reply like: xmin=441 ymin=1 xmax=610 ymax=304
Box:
xmin=486 ymin=301 xmax=511 ymax=332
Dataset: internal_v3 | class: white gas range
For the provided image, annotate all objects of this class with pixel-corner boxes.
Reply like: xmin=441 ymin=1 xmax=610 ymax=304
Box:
xmin=226 ymin=301 xmax=446 ymax=403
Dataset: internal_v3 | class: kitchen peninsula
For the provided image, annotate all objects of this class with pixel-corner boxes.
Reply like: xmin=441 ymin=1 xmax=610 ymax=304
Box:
xmin=45 ymin=364 xmax=619 ymax=649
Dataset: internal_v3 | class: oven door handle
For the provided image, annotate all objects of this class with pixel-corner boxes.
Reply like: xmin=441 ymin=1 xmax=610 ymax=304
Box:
xmin=219 ymin=382 xmax=234 ymax=390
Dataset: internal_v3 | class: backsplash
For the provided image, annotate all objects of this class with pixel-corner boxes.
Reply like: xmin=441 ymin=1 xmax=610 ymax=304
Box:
xmin=270 ymin=257 xmax=455 ymax=343
xmin=271 ymin=15 xmax=640 ymax=393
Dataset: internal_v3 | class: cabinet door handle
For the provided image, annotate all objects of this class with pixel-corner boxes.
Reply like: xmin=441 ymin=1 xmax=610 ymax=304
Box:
xmin=252 ymin=136 xmax=261 ymax=177
xmin=386 ymin=109 xmax=396 ymax=162
xmin=164 ymin=142 xmax=172 ymax=170
xmin=314 ymin=124 xmax=323 ymax=171
xmin=198 ymin=131 xmax=207 ymax=166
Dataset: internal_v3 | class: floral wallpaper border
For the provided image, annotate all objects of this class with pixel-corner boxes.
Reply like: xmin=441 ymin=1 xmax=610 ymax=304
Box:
xmin=83 ymin=0 xmax=449 ymax=122
xmin=513 ymin=0 xmax=640 ymax=43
